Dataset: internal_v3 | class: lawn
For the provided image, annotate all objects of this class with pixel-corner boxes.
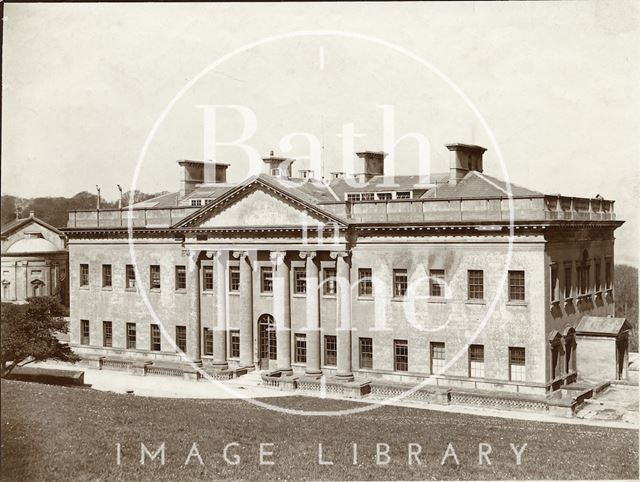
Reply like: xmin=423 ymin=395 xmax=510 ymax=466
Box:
xmin=1 ymin=379 xmax=638 ymax=481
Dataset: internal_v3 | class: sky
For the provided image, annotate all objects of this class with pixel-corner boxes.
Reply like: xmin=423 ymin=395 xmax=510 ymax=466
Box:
xmin=2 ymin=1 xmax=639 ymax=265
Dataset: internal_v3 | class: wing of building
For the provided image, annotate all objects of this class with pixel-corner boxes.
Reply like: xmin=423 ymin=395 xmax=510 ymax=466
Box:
xmin=1 ymin=211 xmax=69 ymax=305
xmin=61 ymin=144 xmax=629 ymax=397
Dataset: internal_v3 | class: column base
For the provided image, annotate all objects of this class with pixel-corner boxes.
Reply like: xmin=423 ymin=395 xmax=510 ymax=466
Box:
xmin=211 ymin=361 xmax=229 ymax=371
xmin=278 ymin=368 xmax=294 ymax=376
xmin=304 ymin=369 xmax=323 ymax=379
xmin=335 ymin=372 xmax=354 ymax=382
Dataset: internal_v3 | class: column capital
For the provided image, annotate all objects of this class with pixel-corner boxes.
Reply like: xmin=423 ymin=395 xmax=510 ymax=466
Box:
xmin=299 ymin=250 xmax=318 ymax=260
xmin=270 ymin=251 xmax=287 ymax=266
xmin=329 ymin=250 xmax=350 ymax=260
xmin=232 ymin=250 xmax=249 ymax=259
xmin=182 ymin=249 xmax=201 ymax=264
xmin=205 ymin=250 xmax=227 ymax=260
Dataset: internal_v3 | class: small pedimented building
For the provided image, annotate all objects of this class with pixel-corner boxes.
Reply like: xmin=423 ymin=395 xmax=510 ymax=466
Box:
xmin=1 ymin=212 xmax=69 ymax=305
xmin=63 ymin=144 xmax=626 ymax=394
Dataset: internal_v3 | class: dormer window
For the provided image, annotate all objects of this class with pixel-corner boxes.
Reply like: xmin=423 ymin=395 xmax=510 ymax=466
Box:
xmin=377 ymin=193 xmax=392 ymax=201
xmin=191 ymin=199 xmax=202 ymax=207
xmin=270 ymin=168 xmax=282 ymax=176
xmin=396 ymin=191 xmax=411 ymax=199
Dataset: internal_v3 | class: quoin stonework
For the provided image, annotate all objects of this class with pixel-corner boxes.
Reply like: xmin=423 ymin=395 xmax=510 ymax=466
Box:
xmin=61 ymin=144 xmax=630 ymax=399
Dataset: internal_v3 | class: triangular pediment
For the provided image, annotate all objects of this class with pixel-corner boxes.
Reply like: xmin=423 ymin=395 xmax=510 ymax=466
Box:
xmin=174 ymin=177 xmax=346 ymax=229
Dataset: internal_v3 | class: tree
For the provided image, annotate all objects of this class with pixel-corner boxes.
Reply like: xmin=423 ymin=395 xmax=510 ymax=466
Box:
xmin=1 ymin=296 xmax=79 ymax=377
xmin=615 ymin=264 xmax=638 ymax=352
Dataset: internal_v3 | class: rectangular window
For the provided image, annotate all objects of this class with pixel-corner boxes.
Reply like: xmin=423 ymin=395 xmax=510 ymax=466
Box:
xmin=293 ymin=267 xmax=306 ymax=294
xmin=358 ymin=268 xmax=373 ymax=297
xmin=79 ymin=264 xmax=89 ymax=287
xmin=361 ymin=193 xmax=375 ymax=201
xmin=150 ymin=265 xmax=161 ymax=290
xmin=229 ymin=266 xmax=240 ymax=292
xmin=393 ymin=269 xmax=408 ymax=298
xmin=203 ymin=328 xmax=213 ymax=356
xmin=202 ymin=266 xmax=214 ymax=291
xmin=80 ymin=320 xmax=90 ymax=345
xmin=261 ymin=267 xmax=273 ymax=293
xmin=324 ymin=335 xmax=337 ymax=366
xmin=190 ymin=199 xmax=202 ymax=207
xmin=359 ymin=337 xmax=373 ymax=369
xmin=468 ymin=270 xmax=484 ymax=300
xmin=126 ymin=323 xmax=136 ymax=349
xmin=102 ymin=264 xmax=112 ymax=287
xmin=550 ymin=266 xmax=559 ymax=302
xmin=394 ymin=339 xmax=409 ymax=372
xmin=509 ymin=347 xmax=526 ymax=381
xmin=377 ymin=192 xmax=392 ymax=200
xmin=175 ymin=265 xmax=186 ymax=290
xmin=150 ymin=324 xmax=161 ymax=351
xmin=564 ymin=264 xmax=572 ymax=298
xmin=102 ymin=321 xmax=112 ymax=348
xmin=323 ymin=268 xmax=336 ymax=296
xmin=346 ymin=193 xmax=361 ymax=202
xmin=126 ymin=264 xmax=136 ymax=289
xmin=176 ymin=326 xmax=187 ymax=352
xmin=295 ymin=334 xmax=307 ymax=363
xmin=605 ymin=258 xmax=612 ymax=289
xmin=508 ymin=270 xmax=525 ymax=301
xmin=430 ymin=342 xmax=445 ymax=374
xmin=469 ymin=344 xmax=485 ymax=378
xmin=429 ymin=269 xmax=445 ymax=297
xmin=594 ymin=259 xmax=601 ymax=292
xmin=230 ymin=330 xmax=240 ymax=357
xmin=396 ymin=191 xmax=411 ymax=199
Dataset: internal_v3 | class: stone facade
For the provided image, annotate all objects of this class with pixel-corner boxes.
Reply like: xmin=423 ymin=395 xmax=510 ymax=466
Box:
xmin=1 ymin=213 xmax=69 ymax=305
xmin=63 ymin=145 xmax=624 ymax=394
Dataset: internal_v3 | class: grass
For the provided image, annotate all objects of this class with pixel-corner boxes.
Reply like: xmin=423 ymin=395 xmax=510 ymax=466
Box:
xmin=1 ymin=379 xmax=638 ymax=481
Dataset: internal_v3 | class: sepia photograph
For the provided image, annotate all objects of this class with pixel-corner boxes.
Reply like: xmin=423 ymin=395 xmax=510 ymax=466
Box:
xmin=1 ymin=1 xmax=638 ymax=480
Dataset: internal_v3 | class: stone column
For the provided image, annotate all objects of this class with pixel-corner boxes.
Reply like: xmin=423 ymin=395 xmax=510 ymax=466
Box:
xmin=333 ymin=251 xmax=353 ymax=381
xmin=300 ymin=251 xmax=321 ymax=377
xmin=235 ymin=251 xmax=254 ymax=368
xmin=271 ymin=251 xmax=292 ymax=375
xmin=212 ymin=250 xmax=228 ymax=370
xmin=186 ymin=250 xmax=202 ymax=366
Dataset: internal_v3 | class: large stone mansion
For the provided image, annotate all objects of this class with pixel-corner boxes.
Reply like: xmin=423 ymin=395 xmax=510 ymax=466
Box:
xmin=62 ymin=144 xmax=629 ymax=396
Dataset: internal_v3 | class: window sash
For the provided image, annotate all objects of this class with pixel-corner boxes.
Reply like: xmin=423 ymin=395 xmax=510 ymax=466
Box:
xmin=358 ymin=269 xmax=372 ymax=297
xmin=564 ymin=265 xmax=572 ymax=298
xmin=103 ymin=321 xmax=112 ymax=347
xmin=295 ymin=334 xmax=307 ymax=363
xmin=80 ymin=264 xmax=89 ymax=287
xmin=81 ymin=320 xmax=90 ymax=345
xmin=175 ymin=266 xmax=186 ymax=290
xmin=430 ymin=342 xmax=445 ymax=373
xmin=394 ymin=340 xmax=409 ymax=371
xmin=429 ymin=270 xmax=445 ymax=297
xmin=323 ymin=269 xmax=337 ymax=296
xmin=150 ymin=324 xmax=161 ymax=351
xmin=508 ymin=270 xmax=525 ymax=301
xmin=293 ymin=267 xmax=306 ymax=294
xmin=324 ymin=335 xmax=337 ymax=365
xmin=509 ymin=347 xmax=526 ymax=381
xmin=229 ymin=267 xmax=240 ymax=292
xmin=150 ymin=265 xmax=161 ymax=289
xmin=261 ymin=267 xmax=273 ymax=293
xmin=126 ymin=323 xmax=136 ymax=349
xmin=202 ymin=266 xmax=214 ymax=291
xmin=359 ymin=337 xmax=373 ymax=369
xmin=230 ymin=330 xmax=240 ymax=357
xmin=102 ymin=265 xmax=112 ymax=287
xmin=468 ymin=270 xmax=484 ymax=299
xmin=176 ymin=326 xmax=187 ymax=352
xmin=550 ymin=266 xmax=559 ymax=302
xmin=203 ymin=328 xmax=213 ymax=356
xmin=126 ymin=264 xmax=136 ymax=288
xmin=393 ymin=269 xmax=408 ymax=298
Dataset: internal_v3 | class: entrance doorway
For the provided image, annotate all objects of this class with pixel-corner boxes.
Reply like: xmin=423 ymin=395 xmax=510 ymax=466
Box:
xmin=258 ymin=314 xmax=277 ymax=370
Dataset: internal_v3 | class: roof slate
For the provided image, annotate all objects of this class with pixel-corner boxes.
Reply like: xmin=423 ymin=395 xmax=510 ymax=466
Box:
xmin=576 ymin=316 xmax=630 ymax=336
xmin=421 ymin=171 xmax=542 ymax=199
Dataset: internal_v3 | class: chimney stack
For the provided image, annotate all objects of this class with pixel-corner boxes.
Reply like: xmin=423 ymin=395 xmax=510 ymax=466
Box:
xmin=355 ymin=151 xmax=386 ymax=182
xmin=177 ymin=160 xmax=229 ymax=197
xmin=263 ymin=152 xmax=294 ymax=177
xmin=446 ymin=143 xmax=487 ymax=186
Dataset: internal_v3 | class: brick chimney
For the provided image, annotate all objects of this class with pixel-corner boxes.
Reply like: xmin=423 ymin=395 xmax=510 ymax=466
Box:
xmin=177 ymin=160 xmax=229 ymax=197
xmin=446 ymin=143 xmax=487 ymax=186
xmin=355 ymin=151 xmax=386 ymax=182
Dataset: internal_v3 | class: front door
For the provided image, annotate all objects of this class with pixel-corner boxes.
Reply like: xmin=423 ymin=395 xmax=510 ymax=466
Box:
xmin=258 ymin=314 xmax=277 ymax=370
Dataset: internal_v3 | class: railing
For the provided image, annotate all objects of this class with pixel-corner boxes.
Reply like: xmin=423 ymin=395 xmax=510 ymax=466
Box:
xmin=66 ymin=195 xmax=616 ymax=228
